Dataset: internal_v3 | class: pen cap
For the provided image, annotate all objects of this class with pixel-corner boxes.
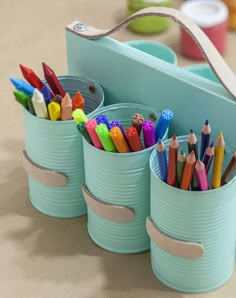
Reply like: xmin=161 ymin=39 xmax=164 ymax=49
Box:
xmin=82 ymin=103 xmax=168 ymax=254
xmin=149 ymin=135 xmax=236 ymax=292
xmin=23 ymin=75 xmax=104 ymax=218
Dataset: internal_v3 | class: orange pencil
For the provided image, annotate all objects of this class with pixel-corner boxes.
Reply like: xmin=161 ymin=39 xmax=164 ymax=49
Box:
xmin=167 ymin=134 xmax=179 ymax=187
xmin=72 ymin=91 xmax=85 ymax=111
xmin=180 ymin=151 xmax=196 ymax=190
xmin=61 ymin=93 xmax=72 ymax=120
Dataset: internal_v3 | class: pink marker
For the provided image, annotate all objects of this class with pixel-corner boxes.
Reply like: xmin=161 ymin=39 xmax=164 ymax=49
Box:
xmin=195 ymin=160 xmax=209 ymax=191
xmin=85 ymin=119 xmax=104 ymax=150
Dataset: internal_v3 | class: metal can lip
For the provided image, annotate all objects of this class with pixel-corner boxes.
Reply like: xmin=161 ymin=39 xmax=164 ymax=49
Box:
xmin=180 ymin=0 xmax=228 ymax=28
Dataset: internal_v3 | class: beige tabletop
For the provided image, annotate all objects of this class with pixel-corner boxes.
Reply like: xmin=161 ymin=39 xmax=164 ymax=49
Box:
xmin=1 ymin=0 xmax=236 ymax=297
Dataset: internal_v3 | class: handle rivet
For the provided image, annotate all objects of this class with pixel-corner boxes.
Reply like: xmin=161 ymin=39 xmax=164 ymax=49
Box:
xmin=73 ymin=23 xmax=88 ymax=32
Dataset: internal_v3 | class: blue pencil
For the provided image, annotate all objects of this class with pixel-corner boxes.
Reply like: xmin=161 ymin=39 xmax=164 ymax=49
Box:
xmin=200 ymin=120 xmax=211 ymax=160
xmin=156 ymin=138 xmax=168 ymax=182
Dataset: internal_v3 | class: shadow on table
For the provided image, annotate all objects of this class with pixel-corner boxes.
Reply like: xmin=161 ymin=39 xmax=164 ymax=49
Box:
xmin=1 ymin=138 xmax=179 ymax=296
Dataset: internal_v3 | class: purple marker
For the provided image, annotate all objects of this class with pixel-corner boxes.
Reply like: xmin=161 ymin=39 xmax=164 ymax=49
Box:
xmin=110 ymin=120 xmax=126 ymax=137
xmin=142 ymin=120 xmax=156 ymax=148
xmin=96 ymin=114 xmax=110 ymax=130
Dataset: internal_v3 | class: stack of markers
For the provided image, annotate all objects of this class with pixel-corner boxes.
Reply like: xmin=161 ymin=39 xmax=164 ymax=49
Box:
xmin=10 ymin=63 xmax=85 ymax=121
xmin=73 ymin=109 xmax=173 ymax=153
xmin=156 ymin=120 xmax=236 ymax=191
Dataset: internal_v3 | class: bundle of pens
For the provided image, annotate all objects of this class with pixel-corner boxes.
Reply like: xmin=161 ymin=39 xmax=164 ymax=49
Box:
xmin=156 ymin=120 xmax=236 ymax=191
xmin=73 ymin=109 xmax=173 ymax=153
xmin=10 ymin=63 xmax=85 ymax=120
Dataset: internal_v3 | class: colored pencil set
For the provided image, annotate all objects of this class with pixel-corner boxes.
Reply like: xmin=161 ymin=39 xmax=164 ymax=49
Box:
xmin=73 ymin=109 xmax=173 ymax=153
xmin=10 ymin=63 xmax=85 ymax=121
xmin=156 ymin=120 xmax=236 ymax=191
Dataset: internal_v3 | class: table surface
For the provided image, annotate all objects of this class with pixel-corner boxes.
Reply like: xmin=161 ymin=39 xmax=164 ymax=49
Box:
xmin=1 ymin=0 xmax=236 ymax=297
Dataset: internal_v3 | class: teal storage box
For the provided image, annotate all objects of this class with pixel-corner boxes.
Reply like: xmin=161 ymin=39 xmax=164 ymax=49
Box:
xmin=81 ymin=103 xmax=168 ymax=253
xmin=147 ymin=135 xmax=236 ymax=293
xmin=22 ymin=75 xmax=104 ymax=218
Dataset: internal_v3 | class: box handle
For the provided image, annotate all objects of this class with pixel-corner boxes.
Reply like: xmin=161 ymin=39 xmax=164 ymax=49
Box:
xmin=22 ymin=150 xmax=68 ymax=187
xmin=81 ymin=184 xmax=135 ymax=222
xmin=146 ymin=216 xmax=205 ymax=259
xmin=66 ymin=7 xmax=236 ymax=100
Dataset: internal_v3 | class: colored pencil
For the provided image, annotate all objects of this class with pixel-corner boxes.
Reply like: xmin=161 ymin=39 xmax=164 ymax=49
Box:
xmin=200 ymin=120 xmax=211 ymax=160
xmin=221 ymin=152 xmax=236 ymax=185
xmin=167 ymin=134 xmax=179 ymax=187
xmin=202 ymin=141 xmax=214 ymax=174
xmin=156 ymin=138 xmax=168 ymax=182
xmin=180 ymin=151 xmax=196 ymax=190
xmin=177 ymin=150 xmax=186 ymax=187
xmin=188 ymin=129 xmax=198 ymax=158
xmin=195 ymin=159 xmax=209 ymax=191
xmin=212 ymin=132 xmax=225 ymax=189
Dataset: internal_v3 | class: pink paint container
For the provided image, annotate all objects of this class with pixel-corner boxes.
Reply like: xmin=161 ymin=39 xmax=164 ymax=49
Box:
xmin=180 ymin=0 xmax=228 ymax=60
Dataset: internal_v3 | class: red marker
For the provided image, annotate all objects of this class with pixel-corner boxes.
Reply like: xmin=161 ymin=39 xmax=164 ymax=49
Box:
xmin=126 ymin=126 xmax=143 ymax=152
xmin=42 ymin=62 xmax=66 ymax=97
xmin=19 ymin=64 xmax=53 ymax=97
xmin=72 ymin=91 xmax=85 ymax=111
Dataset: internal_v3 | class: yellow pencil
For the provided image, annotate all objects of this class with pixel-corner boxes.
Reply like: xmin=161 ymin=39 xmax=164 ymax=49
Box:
xmin=48 ymin=101 xmax=61 ymax=121
xmin=212 ymin=132 xmax=225 ymax=189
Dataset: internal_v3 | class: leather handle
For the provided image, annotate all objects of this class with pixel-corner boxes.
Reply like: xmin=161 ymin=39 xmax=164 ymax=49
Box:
xmin=66 ymin=7 xmax=236 ymax=100
xmin=146 ymin=217 xmax=205 ymax=259
xmin=22 ymin=150 xmax=68 ymax=187
xmin=81 ymin=184 xmax=135 ymax=222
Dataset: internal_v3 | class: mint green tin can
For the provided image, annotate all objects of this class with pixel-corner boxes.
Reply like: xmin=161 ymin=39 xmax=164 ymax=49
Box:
xmin=82 ymin=103 xmax=168 ymax=253
xmin=127 ymin=0 xmax=172 ymax=34
xmin=148 ymin=135 xmax=236 ymax=292
xmin=23 ymin=76 xmax=104 ymax=218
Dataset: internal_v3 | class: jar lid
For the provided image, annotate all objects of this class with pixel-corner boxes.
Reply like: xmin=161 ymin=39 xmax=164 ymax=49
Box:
xmin=180 ymin=0 xmax=228 ymax=28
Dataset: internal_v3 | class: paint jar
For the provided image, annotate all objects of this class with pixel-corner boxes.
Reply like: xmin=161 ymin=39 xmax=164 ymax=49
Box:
xmin=22 ymin=75 xmax=104 ymax=218
xmin=180 ymin=0 xmax=228 ymax=60
xmin=124 ymin=40 xmax=177 ymax=65
xmin=183 ymin=64 xmax=220 ymax=84
xmin=81 ymin=103 xmax=169 ymax=253
xmin=147 ymin=135 xmax=236 ymax=292
xmin=127 ymin=0 xmax=172 ymax=34
xmin=223 ymin=0 xmax=236 ymax=29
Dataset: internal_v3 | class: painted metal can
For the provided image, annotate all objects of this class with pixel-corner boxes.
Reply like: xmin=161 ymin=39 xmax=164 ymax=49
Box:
xmin=82 ymin=103 xmax=169 ymax=253
xmin=148 ymin=135 xmax=236 ymax=292
xmin=23 ymin=75 xmax=104 ymax=218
